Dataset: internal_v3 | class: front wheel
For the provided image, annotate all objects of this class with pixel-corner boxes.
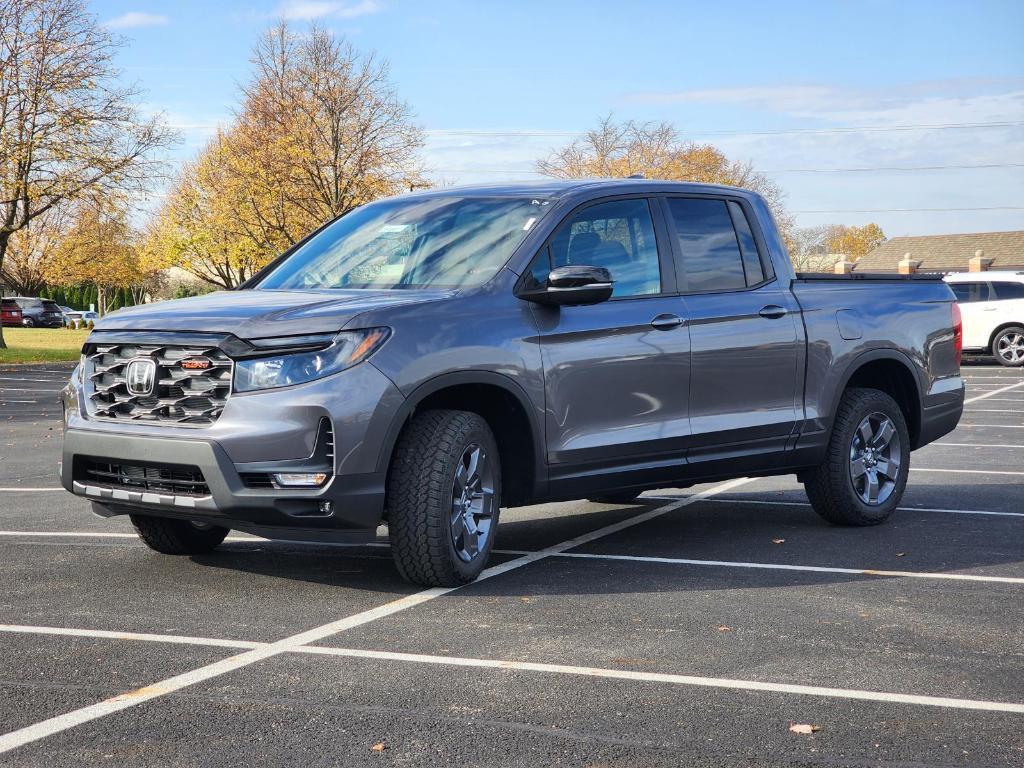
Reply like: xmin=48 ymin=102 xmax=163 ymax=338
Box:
xmin=130 ymin=514 xmax=229 ymax=554
xmin=803 ymin=387 xmax=910 ymax=526
xmin=387 ymin=409 xmax=501 ymax=587
xmin=992 ymin=326 xmax=1024 ymax=367
xmin=22 ymin=317 xmax=35 ymax=328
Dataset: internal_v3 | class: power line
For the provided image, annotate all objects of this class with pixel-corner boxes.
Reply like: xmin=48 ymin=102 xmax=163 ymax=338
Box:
xmin=424 ymin=120 xmax=1024 ymax=139
xmin=792 ymin=206 xmax=1024 ymax=213
xmin=425 ymin=162 xmax=1024 ymax=175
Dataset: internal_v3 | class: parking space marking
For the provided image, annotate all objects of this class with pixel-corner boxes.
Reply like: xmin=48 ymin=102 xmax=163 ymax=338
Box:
xmin=0 ymin=531 xmax=137 ymax=538
xmin=932 ymin=442 xmax=1024 ymax=449
xmin=2 ymin=624 xmax=1021 ymax=714
xmin=550 ymin=552 xmax=1024 ymax=584
xmin=0 ymin=477 xmax=753 ymax=755
xmin=964 ymin=382 xmax=1024 ymax=402
xmin=0 ymin=488 xmax=64 ymax=492
xmin=0 ymin=624 xmax=261 ymax=650
xmin=961 ymin=423 xmax=1024 ymax=429
xmin=299 ymin=646 xmax=1024 ymax=714
xmin=911 ymin=467 xmax=1024 ymax=477
xmin=704 ymin=497 xmax=1024 ymax=518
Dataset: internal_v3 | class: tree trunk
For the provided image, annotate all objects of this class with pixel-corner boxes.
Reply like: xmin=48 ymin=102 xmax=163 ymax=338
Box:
xmin=0 ymin=234 xmax=9 ymax=350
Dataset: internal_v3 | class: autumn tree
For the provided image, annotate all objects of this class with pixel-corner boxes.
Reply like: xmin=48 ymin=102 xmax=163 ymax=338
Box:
xmin=46 ymin=197 xmax=153 ymax=315
xmin=0 ymin=204 xmax=67 ymax=295
xmin=149 ymin=22 xmax=425 ymax=288
xmin=824 ymin=223 xmax=886 ymax=261
xmin=537 ymin=116 xmax=794 ymax=242
xmin=0 ymin=0 xmax=177 ymax=346
xmin=145 ymin=130 xmax=272 ymax=288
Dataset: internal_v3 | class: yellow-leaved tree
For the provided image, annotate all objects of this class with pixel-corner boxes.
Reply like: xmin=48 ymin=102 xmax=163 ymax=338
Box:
xmin=537 ymin=116 xmax=794 ymax=250
xmin=148 ymin=22 xmax=426 ymax=289
xmin=825 ymin=223 xmax=887 ymax=261
xmin=46 ymin=198 xmax=154 ymax=315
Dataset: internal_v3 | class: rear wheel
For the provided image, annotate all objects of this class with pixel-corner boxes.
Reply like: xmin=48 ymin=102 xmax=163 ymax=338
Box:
xmin=992 ymin=326 xmax=1024 ymax=367
xmin=22 ymin=317 xmax=35 ymax=328
xmin=803 ymin=388 xmax=910 ymax=526
xmin=130 ymin=514 xmax=228 ymax=554
xmin=387 ymin=409 xmax=501 ymax=587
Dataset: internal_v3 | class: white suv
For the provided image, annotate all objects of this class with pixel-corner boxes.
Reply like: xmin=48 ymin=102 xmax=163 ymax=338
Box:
xmin=945 ymin=271 xmax=1024 ymax=366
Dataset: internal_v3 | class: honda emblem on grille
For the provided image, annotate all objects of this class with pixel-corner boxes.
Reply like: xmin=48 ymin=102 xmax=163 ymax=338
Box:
xmin=180 ymin=357 xmax=212 ymax=371
xmin=125 ymin=358 xmax=157 ymax=396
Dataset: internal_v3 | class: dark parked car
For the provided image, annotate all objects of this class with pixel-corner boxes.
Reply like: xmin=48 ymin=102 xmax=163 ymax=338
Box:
xmin=1 ymin=298 xmax=23 ymax=327
xmin=61 ymin=180 xmax=965 ymax=586
xmin=9 ymin=297 xmax=63 ymax=327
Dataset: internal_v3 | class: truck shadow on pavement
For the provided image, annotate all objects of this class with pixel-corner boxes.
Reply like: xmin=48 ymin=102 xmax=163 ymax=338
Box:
xmin=186 ymin=483 xmax=1024 ymax=595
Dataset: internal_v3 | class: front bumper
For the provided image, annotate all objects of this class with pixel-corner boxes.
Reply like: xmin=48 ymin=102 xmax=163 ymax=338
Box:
xmin=60 ymin=361 xmax=405 ymax=542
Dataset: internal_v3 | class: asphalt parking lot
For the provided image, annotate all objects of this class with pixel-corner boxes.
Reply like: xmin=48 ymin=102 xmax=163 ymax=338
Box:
xmin=1 ymin=360 xmax=1022 ymax=767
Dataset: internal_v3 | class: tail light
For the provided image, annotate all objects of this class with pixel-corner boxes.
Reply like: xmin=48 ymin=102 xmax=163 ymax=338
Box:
xmin=951 ymin=301 xmax=962 ymax=367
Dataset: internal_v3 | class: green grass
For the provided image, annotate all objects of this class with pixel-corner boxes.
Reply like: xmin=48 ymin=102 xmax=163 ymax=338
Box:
xmin=0 ymin=327 xmax=90 ymax=364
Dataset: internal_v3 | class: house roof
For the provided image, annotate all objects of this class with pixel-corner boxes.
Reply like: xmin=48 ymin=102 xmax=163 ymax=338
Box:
xmin=856 ymin=230 xmax=1024 ymax=272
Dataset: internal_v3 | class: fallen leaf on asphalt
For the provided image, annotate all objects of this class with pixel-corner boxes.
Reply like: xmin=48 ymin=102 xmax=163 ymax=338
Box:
xmin=371 ymin=742 xmax=386 ymax=752
xmin=717 ymin=626 xmax=732 ymax=632
xmin=789 ymin=723 xmax=820 ymax=735
xmin=772 ymin=538 xmax=785 ymax=544
xmin=896 ymin=552 xmax=906 ymax=557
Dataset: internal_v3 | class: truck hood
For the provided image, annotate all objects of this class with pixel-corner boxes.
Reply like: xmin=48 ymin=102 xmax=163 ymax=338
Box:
xmin=95 ymin=288 xmax=454 ymax=339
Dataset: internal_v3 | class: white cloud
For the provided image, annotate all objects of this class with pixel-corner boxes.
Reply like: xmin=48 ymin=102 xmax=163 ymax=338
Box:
xmin=103 ymin=11 xmax=170 ymax=30
xmin=274 ymin=0 xmax=381 ymax=21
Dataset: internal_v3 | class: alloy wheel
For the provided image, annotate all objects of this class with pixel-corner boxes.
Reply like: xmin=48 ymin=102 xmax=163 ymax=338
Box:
xmin=996 ymin=332 xmax=1024 ymax=365
xmin=849 ymin=411 xmax=902 ymax=505
xmin=450 ymin=443 xmax=495 ymax=562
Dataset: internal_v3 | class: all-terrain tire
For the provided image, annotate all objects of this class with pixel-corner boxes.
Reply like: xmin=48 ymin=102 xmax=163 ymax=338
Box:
xmin=803 ymin=387 xmax=910 ymax=526
xmin=130 ymin=514 xmax=229 ymax=554
xmin=387 ymin=409 xmax=501 ymax=587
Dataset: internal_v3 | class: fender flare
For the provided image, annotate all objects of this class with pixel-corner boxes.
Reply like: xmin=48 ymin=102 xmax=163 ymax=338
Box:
xmin=375 ymin=370 xmax=547 ymax=496
xmin=832 ymin=347 xmax=924 ymax=437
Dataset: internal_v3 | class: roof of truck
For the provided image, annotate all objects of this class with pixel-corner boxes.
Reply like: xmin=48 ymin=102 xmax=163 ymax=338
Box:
xmin=404 ymin=179 xmax=754 ymax=198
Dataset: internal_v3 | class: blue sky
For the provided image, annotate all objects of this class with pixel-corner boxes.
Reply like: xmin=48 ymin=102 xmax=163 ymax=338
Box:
xmin=94 ymin=0 xmax=1024 ymax=236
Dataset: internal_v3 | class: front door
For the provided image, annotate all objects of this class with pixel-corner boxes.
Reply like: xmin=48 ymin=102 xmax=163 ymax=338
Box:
xmin=526 ymin=197 xmax=692 ymax=495
xmin=662 ymin=196 xmax=803 ymax=470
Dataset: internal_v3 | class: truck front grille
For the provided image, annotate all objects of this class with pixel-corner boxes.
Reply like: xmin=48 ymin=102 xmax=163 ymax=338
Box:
xmin=84 ymin=342 xmax=232 ymax=425
xmin=79 ymin=459 xmax=210 ymax=496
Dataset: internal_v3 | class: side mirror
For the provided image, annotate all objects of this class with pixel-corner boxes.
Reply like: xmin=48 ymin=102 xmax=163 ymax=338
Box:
xmin=517 ymin=265 xmax=614 ymax=306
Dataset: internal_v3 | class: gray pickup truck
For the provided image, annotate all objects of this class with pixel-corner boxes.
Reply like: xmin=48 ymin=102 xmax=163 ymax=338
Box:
xmin=60 ymin=180 xmax=964 ymax=586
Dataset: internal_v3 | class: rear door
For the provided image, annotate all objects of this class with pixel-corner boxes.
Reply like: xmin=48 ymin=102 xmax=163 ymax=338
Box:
xmin=661 ymin=195 xmax=802 ymax=469
xmin=526 ymin=196 xmax=692 ymax=493
xmin=949 ymin=281 xmax=993 ymax=349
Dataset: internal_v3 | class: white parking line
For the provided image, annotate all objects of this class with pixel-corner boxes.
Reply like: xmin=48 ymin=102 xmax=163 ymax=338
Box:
xmin=705 ymin=497 xmax=1024 ymax=518
xmin=0 ymin=476 xmax=753 ymax=755
xmin=963 ymin=409 xmax=1024 ymax=414
xmin=0 ymin=488 xmax=64 ymax=492
xmin=964 ymin=382 xmax=1024 ymax=403
xmin=933 ymin=444 xmax=1024 ymax=450
xmin=0 ymin=387 xmax=63 ymax=393
xmin=0 ymin=624 xmax=1019 ymax=714
xmin=0 ymin=624 xmax=260 ymax=650
xmin=912 ymin=467 xmax=1024 ymax=477
xmin=551 ymin=552 xmax=1024 ymax=584
xmin=0 ymin=377 xmax=65 ymax=383
xmin=961 ymin=423 xmax=1024 ymax=429
xmin=300 ymin=646 xmax=1024 ymax=714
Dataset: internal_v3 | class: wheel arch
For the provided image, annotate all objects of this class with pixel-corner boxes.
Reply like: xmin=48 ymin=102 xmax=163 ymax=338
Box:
xmin=378 ymin=371 xmax=546 ymax=506
xmin=988 ymin=321 xmax=1024 ymax=351
xmin=836 ymin=349 xmax=923 ymax=449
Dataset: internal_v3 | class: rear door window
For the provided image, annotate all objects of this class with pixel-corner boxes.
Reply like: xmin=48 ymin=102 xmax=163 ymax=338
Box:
xmin=990 ymin=281 xmax=1024 ymax=301
xmin=667 ymin=198 xmax=763 ymax=292
xmin=949 ymin=282 xmax=992 ymax=303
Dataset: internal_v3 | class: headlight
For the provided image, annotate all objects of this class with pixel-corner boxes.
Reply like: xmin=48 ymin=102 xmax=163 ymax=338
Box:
xmin=233 ymin=328 xmax=390 ymax=393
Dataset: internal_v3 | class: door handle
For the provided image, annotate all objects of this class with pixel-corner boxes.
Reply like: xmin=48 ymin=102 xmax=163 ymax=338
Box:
xmin=650 ymin=313 xmax=685 ymax=330
xmin=758 ymin=305 xmax=788 ymax=319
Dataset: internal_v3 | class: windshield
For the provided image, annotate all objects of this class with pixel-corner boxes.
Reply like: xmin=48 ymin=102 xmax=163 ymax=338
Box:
xmin=257 ymin=195 xmax=552 ymax=291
